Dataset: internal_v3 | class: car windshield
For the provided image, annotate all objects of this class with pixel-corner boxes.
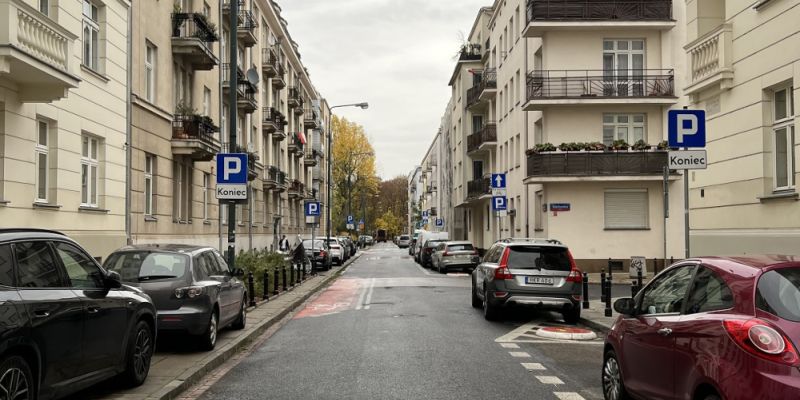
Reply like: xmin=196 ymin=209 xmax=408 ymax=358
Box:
xmin=447 ymin=244 xmax=474 ymax=251
xmin=105 ymin=251 xmax=189 ymax=282
xmin=303 ymin=240 xmax=325 ymax=249
xmin=425 ymin=240 xmax=446 ymax=248
xmin=400 ymin=235 xmax=410 ymax=240
xmin=506 ymin=246 xmax=571 ymax=271
xmin=756 ymin=267 xmax=800 ymax=322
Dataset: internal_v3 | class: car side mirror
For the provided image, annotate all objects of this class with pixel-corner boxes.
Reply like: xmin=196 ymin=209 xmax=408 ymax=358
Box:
xmin=233 ymin=268 xmax=245 ymax=277
xmin=613 ymin=298 xmax=637 ymax=316
xmin=105 ymin=270 xmax=123 ymax=289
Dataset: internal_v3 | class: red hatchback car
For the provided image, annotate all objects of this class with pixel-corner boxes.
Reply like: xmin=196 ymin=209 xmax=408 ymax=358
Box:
xmin=603 ymin=256 xmax=800 ymax=400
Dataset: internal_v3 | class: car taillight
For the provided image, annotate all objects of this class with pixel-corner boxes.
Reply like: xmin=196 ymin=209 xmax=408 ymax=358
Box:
xmin=319 ymin=250 xmax=327 ymax=257
xmin=494 ymin=248 xmax=513 ymax=280
xmin=175 ymin=286 xmax=205 ymax=299
xmin=723 ymin=319 xmax=800 ymax=366
xmin=442 ymin=250 xmax=449 ymax=256
xmin=565 ymin=250 xmax=583 ymax=283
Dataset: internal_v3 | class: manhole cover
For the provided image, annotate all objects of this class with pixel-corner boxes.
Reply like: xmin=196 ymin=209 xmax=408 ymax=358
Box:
xmin=535 ymin=326 xmax=597 ymax=341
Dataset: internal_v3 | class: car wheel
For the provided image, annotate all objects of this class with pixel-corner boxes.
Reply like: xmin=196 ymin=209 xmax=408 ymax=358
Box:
xmin=121 ymin=320 xmax=153 ymax=387
xmin=471 ymin=279 xmax=481 ymax=308
xmin=0 ymin=355 xmax=34 ymax=400
xmin=702 ymin=395 xmax=721 ymax=400
xmin=602 ymin=350 xmax=630 ymax=400
xmin=231 ymin=295 xmax=247 ymax=330
xmin=198 ymin=311 xmax=219 ymax=351
xmin=483 ymin=288 xmax=500 ymax=321
xmin=562 ymin=306 xmax=581 ymax=325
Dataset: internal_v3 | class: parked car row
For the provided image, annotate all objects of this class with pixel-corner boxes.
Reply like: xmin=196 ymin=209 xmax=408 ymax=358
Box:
xmin=358 ymin=235 xmax=374 ymax=247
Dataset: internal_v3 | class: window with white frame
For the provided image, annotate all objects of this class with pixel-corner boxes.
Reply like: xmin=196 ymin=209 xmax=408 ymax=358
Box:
xmin=81 ymin=135 xmax=100 ymax=207
xmin=82 ymin=0 xmax=99 ymax=70
xmin=604 ymin=189 xmax=649 ymax=229
xmin=603 ymin=114 xmax=646 ymax=145
xmin=203 ymin=87 xmax=211 ymax=116
xmin=35 ymin=120 xmax=49 ymax=202
xmin=773 ymin=86 xmax=795 ymax=191
xmin=263 ymin=190 xmax=269 ymax=224
xmin=39 ymin=0 xmax=48 ymax=16
xmin=603 ymin=39 xmax=645 ymax=96
xmin=203 ymin=2 xmax=210 ymax=16
xmin=202 ymin=172 xmax=209 ymax=220
xmin=145 ymin=42 xmax=156 ymax=102
xmin=144 ymin=154 xmax=155 ymax=216
xmin=221 ymin=203 xmax=227 ymax=225
xmin=173 ymin=161 xmax=192 ymax=222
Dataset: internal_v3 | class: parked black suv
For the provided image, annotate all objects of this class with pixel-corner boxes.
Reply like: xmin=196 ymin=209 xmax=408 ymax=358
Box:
xmin=0 ymin=229 xmax=157 ymax=400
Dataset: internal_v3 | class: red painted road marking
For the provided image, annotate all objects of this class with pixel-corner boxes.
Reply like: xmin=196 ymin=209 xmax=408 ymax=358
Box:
xmin=293 ymin=278 xmax=362 ymax=319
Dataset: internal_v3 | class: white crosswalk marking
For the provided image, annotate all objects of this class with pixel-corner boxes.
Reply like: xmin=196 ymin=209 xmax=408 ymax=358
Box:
xmin=521 ymin=362 xmax=546 ymax=371
xmin=500 ymin=343 xmax=519 ymax=349
xmin=554 ymin=392 xmax=585 ymax=400
xmin=535 ymin=376 xmax=564 ymax=385
xmin=508 ymin=352 xmax=531 ymax=358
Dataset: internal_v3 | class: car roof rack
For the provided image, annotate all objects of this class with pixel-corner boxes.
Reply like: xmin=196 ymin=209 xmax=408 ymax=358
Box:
xmin=496 ymin=237 xmax=563 ymax=245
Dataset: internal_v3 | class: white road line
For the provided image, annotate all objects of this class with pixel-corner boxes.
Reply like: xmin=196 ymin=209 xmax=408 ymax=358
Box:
xmin=354 ymin=282 xmax=368 ymax=311
xmin=414 ymin=263 xmax=433 ymax=276
xmin=535 ymin=376 xmax=564 ymax=385
xmin=521 ymin=363 xmax=546 ymax=371
xmin=554 ymin=393 xmax=585 ymax=400
xmin=499 ymin=343 xmax=519 ymax=349
xmin=364 ymin=278 xmax=375 ymax=310
xmin=508 ymin=352 xmax=531 ymax=358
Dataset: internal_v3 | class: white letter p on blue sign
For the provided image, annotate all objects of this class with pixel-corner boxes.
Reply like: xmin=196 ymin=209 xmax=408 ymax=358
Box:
xmin=224 ymin=158 xmax=241 ymax=180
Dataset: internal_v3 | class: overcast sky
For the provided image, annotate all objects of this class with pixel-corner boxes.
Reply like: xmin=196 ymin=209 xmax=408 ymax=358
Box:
xmin=279 ymin=0 xmax=489 ymax=180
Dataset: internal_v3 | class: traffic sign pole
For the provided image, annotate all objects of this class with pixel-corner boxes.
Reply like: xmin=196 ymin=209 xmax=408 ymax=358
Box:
xmin=226 ymin=0 xmax=239 ymax=269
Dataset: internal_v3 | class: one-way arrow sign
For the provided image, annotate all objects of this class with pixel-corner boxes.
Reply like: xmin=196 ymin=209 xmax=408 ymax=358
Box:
xmin=491 ymin=173 xmax=506 ymax=189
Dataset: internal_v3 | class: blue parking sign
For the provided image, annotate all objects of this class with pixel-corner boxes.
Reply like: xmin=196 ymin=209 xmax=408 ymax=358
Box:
xmin=305 ymin=201 xmax=320 ymax=217
xmin=435 ymin=218 xmax=444 ymax=227
xmin=668 ymin=110 xmax=706 ymax=148
xmin=492 ymin=196 xmax=507 ymax=211
xmin=216 ymin=153 xmax=248 ymax=184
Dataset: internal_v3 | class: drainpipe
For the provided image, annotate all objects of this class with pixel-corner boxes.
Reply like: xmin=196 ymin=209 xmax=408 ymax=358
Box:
xmin=217 ymin=0 xmax=224 ymax=252
xmin=125 ymin=1 xmax=133 ymax=245
xmin=523 ymin=34 xmax=530 ymax=238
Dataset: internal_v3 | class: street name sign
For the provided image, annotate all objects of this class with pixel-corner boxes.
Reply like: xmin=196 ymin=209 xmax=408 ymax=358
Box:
xmin=669 ymin=150 xmax=707 ymax=170
xmin=668 ymin=110 xmax=706 ymax=148
xmin=216 ymin=153 xmax=248 ymax=201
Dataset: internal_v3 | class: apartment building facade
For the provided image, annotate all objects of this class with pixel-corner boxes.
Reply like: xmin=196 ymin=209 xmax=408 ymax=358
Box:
xmin=0 ymin=0 xmax=130 ymax=257
xmin=129 ymin=0 xmax=329 ymax=252
xmin=684 ymin=0 xmax=798 ymax=255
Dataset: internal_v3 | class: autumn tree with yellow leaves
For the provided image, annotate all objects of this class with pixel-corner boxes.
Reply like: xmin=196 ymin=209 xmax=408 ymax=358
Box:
xmin=331 ymin=116 xmax=378 ymax=234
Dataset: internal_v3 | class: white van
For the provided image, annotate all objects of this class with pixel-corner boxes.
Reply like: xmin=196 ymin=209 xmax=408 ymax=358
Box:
xmin=414 ymin=231 xmax=449 ymax=263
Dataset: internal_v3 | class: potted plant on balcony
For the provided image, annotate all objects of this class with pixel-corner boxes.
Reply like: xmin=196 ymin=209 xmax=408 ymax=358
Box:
xmin=611 ymin=139 xmax=630 ymax=151
xmin=656 ymin=140 xmax=671 ymax=151
xmin=632 ymin=139 xmax=651 ymax=151
xmin=530 ymin=143 xmax=556 ymax=153
xmin=585 ymin=142 xmax=606 ymax=152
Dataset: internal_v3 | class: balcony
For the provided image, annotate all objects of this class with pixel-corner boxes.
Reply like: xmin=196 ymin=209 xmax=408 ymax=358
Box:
xmin=261 ymin=47 xmax=279 ymax=77
xmin=247 ymin=152 xmax=258 ymax=181
xmin=287 ymin=133 xmax=304 ymax=155
xmin=171 ymin=13 xmax=219 ymax=71
xmin=523 ymin=69 xmax=676 ymax=110
xmin=458 ymin=43 xmax=482 ymax=61
xmin=685 ymin=24 xmax=733 ymax=100
xmin=303 ymin=107 xmax=320 ymax=128
xmin=0 ymin=0 xmax=79 ymax=102
xmin=524 ymin=0 xmax=675 ymax=37
xmin=171 ymin=114 xmax=221 ymax=162
xmin=222 ymin=63 xmax=243 ymax=94
xmin=288 ymin=179 xmax=304 ymax=199
xmin=272 ymin=64 xmax=286 ymax=89
xmin=467 ymin=123 xmax=498 ymax=154
xmin=238 ymin=81 xmax=257 ymax=114
xmin=262 ymin=107 xmax=284 ymax=133
xmin=466 ymin=69 xmax=497 ymax=109
xmin=263 ymin=166 xmax=287 ymax=191
xmin=221 ymin=1 xmax=257 ymax=47
xmin=304 ymin=149 xmax=321 ymax=166
xmin=288 ymin=87 xmax=304 ymax=111
xmin=466 ymin=177 xmax=491 ymax=201
xmin=524 ymin=150 xmax=676 ymax=183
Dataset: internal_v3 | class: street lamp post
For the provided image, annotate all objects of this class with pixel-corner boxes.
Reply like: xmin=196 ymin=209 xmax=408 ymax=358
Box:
xmin=326 ymin=102 xmax=368 ymax=241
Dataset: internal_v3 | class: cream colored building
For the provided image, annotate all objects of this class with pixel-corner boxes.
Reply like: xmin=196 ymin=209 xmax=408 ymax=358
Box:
xmin=421 ymin=0 xmax=690 ymax=271
xmin=0 ymin=0 xmax=130 ymax=257
xmin=684 ymin=0 xmax=798 ymax=256
xmin=129 ymin=0 xmax=329 ymax=252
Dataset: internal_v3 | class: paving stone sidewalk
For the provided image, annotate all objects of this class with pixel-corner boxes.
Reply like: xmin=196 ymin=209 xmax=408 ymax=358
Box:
xmin=73 ymin=254 xmax=361 ymax=400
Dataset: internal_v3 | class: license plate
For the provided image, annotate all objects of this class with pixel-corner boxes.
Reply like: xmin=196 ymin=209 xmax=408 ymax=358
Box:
xmin=525 ymin=276 xmax=555 ymax=285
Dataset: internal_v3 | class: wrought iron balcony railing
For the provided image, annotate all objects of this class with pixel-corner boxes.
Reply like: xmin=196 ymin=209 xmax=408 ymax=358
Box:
xmin=526 ymin=150 xmax=668 ymax=179
xmin=466 ymin=69 xmax=497 ymax=107
xmin=526 ymin=0 xmax=673 ymax=22
xmin=467 ymin=123 xmax=498 ymax=153
xmin=526 ymin=69 xmax=675 ymax=99
xmin=467 ymin=177 xmax=491 ymax=200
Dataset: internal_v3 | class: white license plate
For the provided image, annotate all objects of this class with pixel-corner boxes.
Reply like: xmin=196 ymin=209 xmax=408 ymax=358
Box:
xmin=525 ymin=276 xmax=555 ymax=285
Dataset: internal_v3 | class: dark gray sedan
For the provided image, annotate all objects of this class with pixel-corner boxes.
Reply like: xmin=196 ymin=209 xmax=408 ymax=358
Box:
xmin=471 ymin=239 xmax=583 ymax=323
xmin=104 ymin=244 xmax=248 ymax=350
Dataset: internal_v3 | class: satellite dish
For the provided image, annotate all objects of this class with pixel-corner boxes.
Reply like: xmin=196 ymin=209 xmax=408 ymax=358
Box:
xmin=246 ymin=68 xmax=260 ymax=85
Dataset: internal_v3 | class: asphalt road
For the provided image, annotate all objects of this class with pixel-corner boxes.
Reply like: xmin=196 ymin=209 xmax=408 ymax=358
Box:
xmin=195 ymin=243 xmax=607 ymax=400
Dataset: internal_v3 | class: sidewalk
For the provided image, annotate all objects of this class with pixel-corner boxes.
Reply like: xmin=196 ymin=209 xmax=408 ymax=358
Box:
xmin=80 ymin=253 xmax=361 ymax=400
xmin=579 ymin=296 xmax=625 ymax=333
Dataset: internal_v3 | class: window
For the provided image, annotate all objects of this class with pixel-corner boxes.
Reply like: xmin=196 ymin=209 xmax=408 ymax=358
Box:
xmin=202 ymin=172 xmax=209 ymax=220
xmin=221 ymin=203 xmax=228 ymax=225
xmin=145 ymin=42 xmax=156 ymax=102
xmin=203 ymin=87 xmax=211 ymax=116
xmin=638 ymin=265 xmax=696 ymax=315
xmin=0 ymin=245 xmax=14 ymax=287
xmin=605 ymin=189 xmax=649 ymax=229
xmin=174 ymin=64 xmax=191 ymax=108
xmin=144 ymin=154 xmax=155 ymax=216
xmin=81 ymin=135 xmax=100 ymax=207
xmin=203 ymin=2 xmax=210 ymax=16
xmin=772 ymin=86 xmax=795 ymax=191
xmin=35 ymin=120 xmax=49 ymax=202
xmin=603 ymin=40 xmax=645 ymax=96
xmin=515 ymin=70 xmax=521 ymax=104
xmin=55 ymin=242 xmax=104 ymax=289
xmin=686 ymin=267 xmax=734 ymax=314
xmin=756 ymin=267 xmax=800 ymax=322
xmin=603 ymin=114 xmax=646 ymax=145
xmin=82 ymin=0 xmax=99 ymax=70
xmin=173 ymin=161 xmax=192 ymax=222
xmin=39 ymin=0 xmax=48 ymax=16
xmin=15 ymin=241 xmax=64 ymax=288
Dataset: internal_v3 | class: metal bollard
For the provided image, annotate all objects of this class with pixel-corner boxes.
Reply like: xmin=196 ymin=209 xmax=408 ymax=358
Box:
xmin=608 ymin=258 xmax=613 ymax=281
xmin=582 ymin=272 xmax=590 ymax=309
xmin=262 ymin=269 xmax=269 ymax=300
xmin=654 ymin=257 xmax=659 ymax=275
xmin=670 ymin=256 xmax=674 ymax=265
xmin=600 ymin=269 xmax=607 ymax=302
xmin=273 ymin=268 xmax=279 ymax=295
xmin=631 ymin=281 xmax=638 ymax=298
xmin=282 ymin=265 xmax=288 ymax=291
xmin=248 ymin=272 xmax=256 ymax=307
xmin=637 ymin=267 xmax=643 ymax=291
xmin=605 ymin=276 xmax=613 ymax=317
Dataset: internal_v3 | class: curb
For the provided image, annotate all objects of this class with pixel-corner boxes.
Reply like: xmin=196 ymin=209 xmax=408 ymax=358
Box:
xmin=578 ymin=316 xmax=612 ymax=334
xmin=151 ymin=252 xmax=363 ymax=400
